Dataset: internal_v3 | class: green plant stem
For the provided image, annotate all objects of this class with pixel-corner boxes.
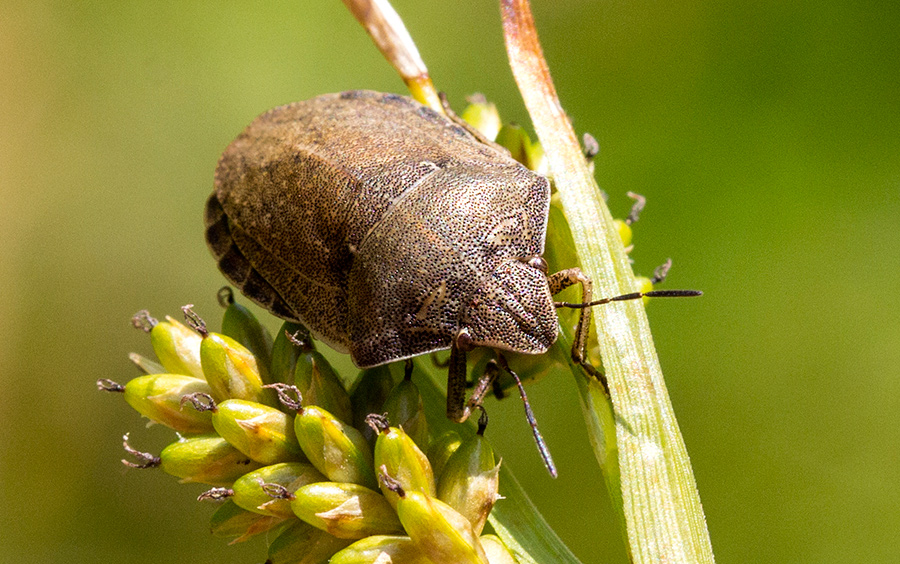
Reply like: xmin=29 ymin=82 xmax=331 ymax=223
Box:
xmin=501 ymin=0 xmax=716 ymax=562
xmin=567 ymin=340 xmax=627 ymax=546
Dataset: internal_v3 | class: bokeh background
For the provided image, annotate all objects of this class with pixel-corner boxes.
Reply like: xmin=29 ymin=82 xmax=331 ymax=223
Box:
xmin=2 ymin=1 xmax=898 ymax=563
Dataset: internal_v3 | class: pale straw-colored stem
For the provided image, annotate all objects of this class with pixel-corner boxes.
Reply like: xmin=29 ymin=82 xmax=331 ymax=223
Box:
xmin=341 ymin=0 xmax=444 ymax=112
xmin=500 ymin=0 xmax=716 ymax=562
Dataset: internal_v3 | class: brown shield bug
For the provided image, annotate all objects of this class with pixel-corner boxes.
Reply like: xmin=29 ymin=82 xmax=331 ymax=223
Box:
xmin=205 ymin=90 xmax=698 ymax=475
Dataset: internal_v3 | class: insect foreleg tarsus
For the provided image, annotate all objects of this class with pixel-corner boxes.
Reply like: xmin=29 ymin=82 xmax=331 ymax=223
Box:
xmin=547 ymin=268 xmax=601 ymax=384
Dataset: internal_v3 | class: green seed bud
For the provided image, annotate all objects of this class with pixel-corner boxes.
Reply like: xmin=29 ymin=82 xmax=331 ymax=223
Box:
xmin=615 ymin=218 xmax=633 ymax=248
xmin=212 ymin=399 xmax=305 ymax=465
xmin=369 ymin=415 xmax=435 ymax=511
xmin=295 ymin=405 xmax=377 ymax=489
xmin=330 ymin=535 xmax=432 ymax=564
xmin=494 ymin=124 xmax=529 ymax=166
xmin=479 ymin=535 xmax=518 ymax=564
xmin=146 ymin=315 xmax=204 ymax=379
xmin=218 ymin=287 xmax=273 ymax=384
xmin=460 ymin=94 xmax=501 ymax=142
xmin=381 ymin=369 xmax=429 ymax=449
xmin=270 ymin=322 xmax=308 ymax=385
xmin=266 ymin=520 xmax=353 ymax=564
xmin=437 ymin=430 xmax=500 ymax=535
xmin=209 ymin=500 xmax=287 ymax=543
xmin=633 ymin=275 xmax=654 ymax=305
xmin=231 ymin=462 xmax=326 ymax=519
xmin=201 ymin=331 xmax=269 ymax=405
xmin=523 ymin=136 xmax=547 ymax=176
xmin=428 ymin=431 xmax=463 ymax=483
xmin=159 ymin=434 xmax=263 ymax=486
xmin=382 ymin=471 xmax=488 ymax=564
xmin=350 ymin=365 xmax=395 ymax=445
xmin=290 ymin=482 xmax=403 ymax=539
xmin=122 ymin=374 xmax=214 ymax=434
xmin=294 ymin=350 xmax=353 ymax=424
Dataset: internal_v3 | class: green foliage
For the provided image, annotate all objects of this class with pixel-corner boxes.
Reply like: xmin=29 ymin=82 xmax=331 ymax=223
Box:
xmin=4 ymin=1 xmax=897 ymax=563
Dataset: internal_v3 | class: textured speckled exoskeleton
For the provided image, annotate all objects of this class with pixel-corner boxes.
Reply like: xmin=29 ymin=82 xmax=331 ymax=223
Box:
xmin=205 ymin=90 xmax=603 ymax=440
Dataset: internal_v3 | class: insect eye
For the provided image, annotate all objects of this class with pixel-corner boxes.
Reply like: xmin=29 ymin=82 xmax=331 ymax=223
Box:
xmin=526 ymin=256 xmax=549 ymax=274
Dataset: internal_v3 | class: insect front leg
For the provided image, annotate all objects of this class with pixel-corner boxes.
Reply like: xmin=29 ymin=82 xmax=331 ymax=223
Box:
xmin=547 ymin=268 xmax=607 ymax=388
xmin=445 ymin=331 xmax=502 ymax=423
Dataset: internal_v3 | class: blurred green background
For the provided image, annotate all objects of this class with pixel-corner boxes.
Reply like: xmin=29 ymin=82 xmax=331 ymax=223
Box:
xmin=2 ymin=1 xmax=898 ymax=563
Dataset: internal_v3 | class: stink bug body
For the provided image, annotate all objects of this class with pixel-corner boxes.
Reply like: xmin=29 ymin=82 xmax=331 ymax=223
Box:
xmin=205 ymin=90 xmax=696 ymax=474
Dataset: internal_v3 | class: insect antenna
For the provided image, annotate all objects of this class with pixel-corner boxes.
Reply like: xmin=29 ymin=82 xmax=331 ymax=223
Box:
xmin=555 ymin=289 xmax=702 ymax=309
xmin=495 ymin=353 xmax=558 ymax=478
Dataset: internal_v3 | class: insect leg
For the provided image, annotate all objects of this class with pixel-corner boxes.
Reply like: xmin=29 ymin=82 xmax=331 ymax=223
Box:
xmin=548 ymin=268 xmax=610 ymax=391
xmin=448 ymin=341 xmax=557 ymax=476
xmin=446 ymin=338 xmax=502 ymax=423
xmin=445 ymin=339 xmax=469 ymax=423
xmin=465 ymin=361 xmax=502 ymax=418
xmin=550 ymin=267 xmax=701 ymax=392
xmin=546 ymin=268 xmax=601 ymax=382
